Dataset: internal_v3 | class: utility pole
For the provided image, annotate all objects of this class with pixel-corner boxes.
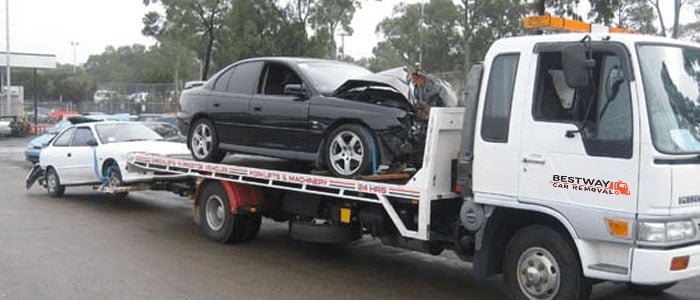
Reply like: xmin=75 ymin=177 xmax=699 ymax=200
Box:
xmin=419 ymin=2 xmax=424 ymax=66
xmin=5 ymin=0 xmax=10 ymax=116
xmin=339 ymin=32 xmax=347 ymax=60
xmin=70 ymin=41 xmax=79 ymax=73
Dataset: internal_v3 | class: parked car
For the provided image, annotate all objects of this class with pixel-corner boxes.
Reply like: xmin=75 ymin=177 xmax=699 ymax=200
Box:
xmin=38 ymin=122 xmax=190 ymax=198
xmin=184 ymin=81 xmax=205 ymax=90
xmin=179 ymin=57 xmax=431 ymax=178
xmin=93 ymin=90 xmax=117 ymax=104
xmin=127 ymin=92 xmax=149 ymax=103
xmin=25 ymin=114 xmax=131 ymax=163
xmin=47 ymin=108 xmax=80 ymax=122
xmin=142 ymin=121 xmax=185 ymax=143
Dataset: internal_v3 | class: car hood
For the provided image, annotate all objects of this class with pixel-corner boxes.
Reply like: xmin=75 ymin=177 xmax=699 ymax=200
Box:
xmin=28 ymin=133 xmax=57 ymax=148
xmin=333 ymin=67 xmax=412 ymax=104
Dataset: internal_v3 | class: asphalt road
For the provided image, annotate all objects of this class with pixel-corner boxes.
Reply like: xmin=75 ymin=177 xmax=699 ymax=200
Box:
xmin=0 ymin=136 xmax=698 ymax=300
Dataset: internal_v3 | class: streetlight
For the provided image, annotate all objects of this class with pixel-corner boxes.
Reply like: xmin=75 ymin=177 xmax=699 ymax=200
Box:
xmin=70 ymin=41 xmax=79 ymax=73
xmin=5 ymin=0 xmax=10 ymax=115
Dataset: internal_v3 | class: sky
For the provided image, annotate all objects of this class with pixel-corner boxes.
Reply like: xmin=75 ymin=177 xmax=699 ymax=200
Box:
xmin=2 ymin=0 xmax=696 ymax=65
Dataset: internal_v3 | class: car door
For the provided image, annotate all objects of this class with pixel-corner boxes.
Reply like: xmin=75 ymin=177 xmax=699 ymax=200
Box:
xmin=517 ymin=46 xmax=638 ymax=214
xmin=67 ymin=126 xmax=99 ymax=183
xmin=44 ymin=127 xmax=75 ymax=184
xmin=250 ymin=62 xmax=310 ymax=152
xmin=209 ymin=62 xmax=263 ymax=147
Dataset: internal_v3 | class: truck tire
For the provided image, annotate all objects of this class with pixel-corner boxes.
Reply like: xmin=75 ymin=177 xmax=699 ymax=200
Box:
xmin=104 ymin=162 xmax=128 ymax=200
xmin=199 ymin=181 xmax=261 ymax=243
xmin=503 ymin=225 xmax=591 ymax=300
xmin=626 ymin=282 xmax=677 ymax=295
xmin=189 ymin=118 xmax=226 ymax=163
xmin=46 ymin=167 xmax=65 ymax=198
xmin=325 ymin=124 xmax=374 ymax=178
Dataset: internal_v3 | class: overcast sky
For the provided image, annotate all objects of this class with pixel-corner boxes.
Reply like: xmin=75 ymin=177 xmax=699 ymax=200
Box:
xmin=2 ymin=0 xmax=696 ymax=65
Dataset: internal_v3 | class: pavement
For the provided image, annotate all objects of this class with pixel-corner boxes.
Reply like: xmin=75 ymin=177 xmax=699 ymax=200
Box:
xmin=0 ymin=136 xmax=698 ymax=299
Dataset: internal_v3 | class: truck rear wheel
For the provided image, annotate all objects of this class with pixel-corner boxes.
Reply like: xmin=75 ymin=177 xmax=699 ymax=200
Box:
xmin=503 ymin=225 xmax=590 ymax=300
xmin=199 ymin=181 xmax=261 ymax=243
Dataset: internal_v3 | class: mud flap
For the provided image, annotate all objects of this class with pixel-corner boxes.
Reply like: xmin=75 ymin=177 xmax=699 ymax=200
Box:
xmin=25 ymin=164 xmax=45 ymax=189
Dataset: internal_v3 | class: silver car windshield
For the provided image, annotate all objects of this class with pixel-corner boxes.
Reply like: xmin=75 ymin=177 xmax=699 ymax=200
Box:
xmin=298 ymin=62 xmax=371 ymax=94
xmin=638 ymin=44 xmax=700 ymax=154
xmin=95 ymin=123 xmax=162 ymax=144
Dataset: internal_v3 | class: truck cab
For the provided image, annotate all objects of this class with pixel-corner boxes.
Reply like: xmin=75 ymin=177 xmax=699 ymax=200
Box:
xmin=466 ymin=28 xmax=700 ymax=298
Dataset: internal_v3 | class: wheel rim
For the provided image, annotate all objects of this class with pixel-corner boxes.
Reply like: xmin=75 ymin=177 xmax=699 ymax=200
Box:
xmin=107 ymin=167 xmax=121 ymax=187
xmin=47 ymin=171 xmax=57 ymax=193
xmin=329 ymin=131 xmax=364 ymax=176
xmin=516 ymin=247 xmax=561 ymax=300
xmin=191 ymin=123 xmax=213 ymax=159
xmin=205 ymin=195 xmax=226 ymax=231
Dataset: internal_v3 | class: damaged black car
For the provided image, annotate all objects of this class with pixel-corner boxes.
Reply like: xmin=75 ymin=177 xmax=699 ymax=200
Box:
xmin=178 ymin=57 xmax=454 ymax=178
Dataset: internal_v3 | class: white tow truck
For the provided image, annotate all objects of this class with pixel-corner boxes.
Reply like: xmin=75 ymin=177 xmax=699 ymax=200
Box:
xmin=123 ymin=17 xmax=700 ymax=299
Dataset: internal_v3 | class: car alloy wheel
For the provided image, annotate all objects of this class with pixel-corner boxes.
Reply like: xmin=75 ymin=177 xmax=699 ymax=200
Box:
xmin=329 ymin=131 xmax=364 ymax=176
xmin=191 ymin=123 xmax=213 ymax=159
xmin=47 ymin=171 xmax=58 ymax=194
xmin=516 ymin=247 xmax=561 ymax=300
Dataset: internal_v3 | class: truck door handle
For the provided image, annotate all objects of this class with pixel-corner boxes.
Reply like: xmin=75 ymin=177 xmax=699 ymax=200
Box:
xmin=522 ymin=155 xmax=545 ymax=165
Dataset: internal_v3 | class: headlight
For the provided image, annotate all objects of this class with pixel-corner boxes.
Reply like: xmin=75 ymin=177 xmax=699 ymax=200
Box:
xmin=638 ymin=220 xmax=696 ymax=242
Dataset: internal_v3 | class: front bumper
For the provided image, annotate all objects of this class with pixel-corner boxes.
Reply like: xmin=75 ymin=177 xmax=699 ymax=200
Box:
xmin=631 ymin=243 xmax=700 ymax=284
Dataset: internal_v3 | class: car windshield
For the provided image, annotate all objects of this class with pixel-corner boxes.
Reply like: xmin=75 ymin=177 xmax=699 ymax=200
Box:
xmin=95 ymin=123 xmax=162 ymax=144
xmin=297 ymin=62 xmax=372 ymax=94
xmin=639 ymin=44 xmax=700 ymax=154
xmin=48 ymin=120 xmax=70 ymax=133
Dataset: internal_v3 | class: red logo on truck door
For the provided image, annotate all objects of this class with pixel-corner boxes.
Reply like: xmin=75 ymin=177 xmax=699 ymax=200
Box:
xmin=550 ymin=175 xmax=630 ymax=196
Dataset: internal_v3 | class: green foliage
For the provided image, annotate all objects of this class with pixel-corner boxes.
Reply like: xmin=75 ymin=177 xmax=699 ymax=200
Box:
xmin=12 ymin=65 xmax=96 ymax=102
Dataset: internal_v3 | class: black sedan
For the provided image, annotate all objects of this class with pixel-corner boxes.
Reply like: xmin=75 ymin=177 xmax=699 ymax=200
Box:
xmin=178 ymin=57 xmax=424 ymax=178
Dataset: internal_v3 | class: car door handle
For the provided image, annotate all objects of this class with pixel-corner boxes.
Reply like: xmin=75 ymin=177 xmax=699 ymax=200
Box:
xmin=213 ymin=103 xmax=220 ymax=107
xmin=253 ymin=107 xmax=262 ymax=111
xmin=67 ymin=153 xmax=72 ymax=158
xmin=522 ymin=155 xmax=545 ymax=165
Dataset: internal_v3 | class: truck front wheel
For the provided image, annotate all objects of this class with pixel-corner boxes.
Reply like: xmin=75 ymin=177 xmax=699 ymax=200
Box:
xmin=503 ymin=225 xmax=591 ymax=300
xmin=199 ymin=182 xmax=262 ymax=243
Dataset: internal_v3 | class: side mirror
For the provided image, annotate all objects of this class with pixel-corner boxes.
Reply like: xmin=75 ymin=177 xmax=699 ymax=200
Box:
xmin=561 ymin=44 xmax=595 ymax=89
xmin=86 ymin=138 xmax=98 ymax=147
xmin=284 ymin=84 xmax=307 ymax=99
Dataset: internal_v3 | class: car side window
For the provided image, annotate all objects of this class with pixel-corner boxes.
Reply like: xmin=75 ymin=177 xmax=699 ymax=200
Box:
xmin=532 ymin=51 xmax=633 ymax=158
xmin=53 ymin=128 xmax=75 ymax=147
xmin=480 ymin=53 xmax=519 ymax=143
xmin=261 ymin=63 xmax=303 ymax=96
xmin=227 ymin=61 xmax=263 ymax=94
xmin=70 ymin=127 xmax=95 ymax=147
xmin=214 ymin=67 xmax=235 ymax=92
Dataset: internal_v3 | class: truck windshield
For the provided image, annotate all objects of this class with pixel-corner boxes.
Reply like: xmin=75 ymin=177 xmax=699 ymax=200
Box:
xmin=639 ymin=44 xmax=700 ymax=154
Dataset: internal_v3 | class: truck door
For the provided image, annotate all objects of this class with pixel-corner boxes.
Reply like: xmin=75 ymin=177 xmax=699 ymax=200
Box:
xmin=517 ymin=46 xmax=638 ymax=214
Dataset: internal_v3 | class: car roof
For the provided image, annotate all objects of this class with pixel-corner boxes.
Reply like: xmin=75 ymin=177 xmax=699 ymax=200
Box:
xmin=234 ymin=56 xmax=358 ymax=67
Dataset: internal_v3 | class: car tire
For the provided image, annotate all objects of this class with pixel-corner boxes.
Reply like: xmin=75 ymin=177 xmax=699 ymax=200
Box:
xmin=503 ymin=225 xmax=591 ymax=300
xmin=325 ymin=124 xmax=374 ymax=178
xmin=626 ymin=282 xmax=677 ymax=295
xmin=103 ymin=162 xmax=128 ymax=200
xmin=189 ymin=118 xmax=226 ymax=163
xmin=199 ymin=181 xmax=262 ymax=243
xmin=45 ymin=167 xmax=65 ymax=198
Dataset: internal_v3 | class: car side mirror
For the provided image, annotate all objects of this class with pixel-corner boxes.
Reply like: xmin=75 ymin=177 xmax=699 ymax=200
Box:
xmin=284 ymin=84 xmax=307 ymax=99
xmin=561 ymin=44 xmax=595 ymax=89
xmin=86 ymin=138 xmax=98 ymax=147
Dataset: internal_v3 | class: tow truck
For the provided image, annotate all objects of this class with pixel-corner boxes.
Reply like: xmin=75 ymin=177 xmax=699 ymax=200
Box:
xmin=105 ymin=16 xmax=700 ymax=299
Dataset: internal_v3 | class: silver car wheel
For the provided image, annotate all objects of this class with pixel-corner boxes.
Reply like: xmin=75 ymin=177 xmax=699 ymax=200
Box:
xmin=329 ymin=131 xmax=364 ymax=176
xmin=205 ymin=195 xmax=226 ymax=231
xmin=191 ymin=123 xmax=213 ymax=159
xmin=516 ymin=247 xmax=561 ymax=300
xmin=47 ymin=171 xmax=57 ymax=193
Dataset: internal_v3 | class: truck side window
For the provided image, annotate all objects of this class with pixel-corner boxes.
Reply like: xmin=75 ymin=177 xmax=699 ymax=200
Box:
xmin=481 ymin=54 xmax=519 ymax=143
xmin=533 ymin=51 xmax=633 ymax=158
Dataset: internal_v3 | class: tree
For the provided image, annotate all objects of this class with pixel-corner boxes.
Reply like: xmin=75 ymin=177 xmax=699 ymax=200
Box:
xmin=588 ymin=0 xmax=656 ymax=34
xmin=309 ymin=0 xmax=360 ymax=58
xmin=143 ymin=0 xmax=230 ymax=80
